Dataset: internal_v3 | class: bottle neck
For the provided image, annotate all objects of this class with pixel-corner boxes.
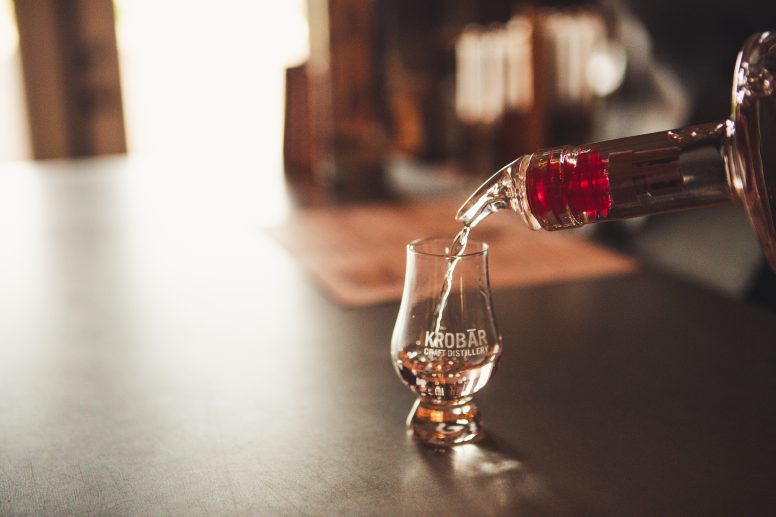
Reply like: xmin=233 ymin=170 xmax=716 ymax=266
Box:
xmin=515 ymin=121 xmax=736 ymax=231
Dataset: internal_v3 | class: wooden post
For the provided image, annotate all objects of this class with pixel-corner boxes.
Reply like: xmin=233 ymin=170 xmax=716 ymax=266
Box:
xmin=306 ymin=0 xmax=387 ymax=200
xmin=14 ymin=0 xmax=126 ymax=159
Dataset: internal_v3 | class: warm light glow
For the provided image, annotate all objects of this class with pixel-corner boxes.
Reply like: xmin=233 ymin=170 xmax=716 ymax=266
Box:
xmin=115 ymin=0 xmax=310 ymax=161
xmin=0 ymin=1 xmax=17 ymax=61
xmin=114 ymin=0 xmax=308 ymax=226
xmin=0 ymin=1 xmax=30 ymax=162
xmin=587 ymin=44 xmax=627 ymax=97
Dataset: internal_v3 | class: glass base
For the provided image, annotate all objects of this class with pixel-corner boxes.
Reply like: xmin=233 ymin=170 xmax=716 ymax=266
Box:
xmin=407 ymin=397 xmax=483 ymax=446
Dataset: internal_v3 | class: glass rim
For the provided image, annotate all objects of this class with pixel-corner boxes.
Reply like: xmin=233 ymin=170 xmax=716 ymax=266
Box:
xmin=407 ymin=236 xmax=488 ymax=258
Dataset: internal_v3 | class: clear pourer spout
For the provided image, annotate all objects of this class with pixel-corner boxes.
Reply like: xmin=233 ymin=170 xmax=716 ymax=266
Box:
xmin=456 ymin=157 xmax=529 ymax=229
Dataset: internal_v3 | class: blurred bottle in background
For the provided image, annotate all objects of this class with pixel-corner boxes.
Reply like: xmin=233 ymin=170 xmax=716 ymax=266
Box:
xmin=286 ymin=0 xmax=694 ymax=197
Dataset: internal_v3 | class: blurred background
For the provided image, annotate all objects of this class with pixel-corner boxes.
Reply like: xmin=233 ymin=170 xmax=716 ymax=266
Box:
xmin=1 ymin=0 xmax=774 ymax=306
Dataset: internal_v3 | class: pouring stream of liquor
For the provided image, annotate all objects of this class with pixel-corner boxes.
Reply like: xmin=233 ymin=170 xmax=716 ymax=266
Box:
xmin=430 ymin=172 xmax=507 ymax=351
xmin=431 ymin=224 xmax=471 ymax=336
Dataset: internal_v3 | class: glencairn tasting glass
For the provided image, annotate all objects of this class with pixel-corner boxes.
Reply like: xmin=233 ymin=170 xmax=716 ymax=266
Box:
xmin=391 ymin=238 xmax=502 ymax=446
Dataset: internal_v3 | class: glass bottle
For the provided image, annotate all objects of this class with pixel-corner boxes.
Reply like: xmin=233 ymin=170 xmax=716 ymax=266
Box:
xmin=456 ymin=31 xmax=776 ymax=270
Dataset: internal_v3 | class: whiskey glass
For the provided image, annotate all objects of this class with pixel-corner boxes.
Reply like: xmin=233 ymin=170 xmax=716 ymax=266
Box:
xmin=391 ymin=237 xmax=502 ymax=446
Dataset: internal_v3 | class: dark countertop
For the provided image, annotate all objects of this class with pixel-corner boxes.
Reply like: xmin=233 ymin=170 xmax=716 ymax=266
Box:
xmin=1 ymin=156 xmax=775 ymax=515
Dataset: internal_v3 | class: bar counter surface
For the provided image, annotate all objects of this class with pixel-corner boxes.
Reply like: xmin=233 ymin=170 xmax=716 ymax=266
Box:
xmin=1 ymin=156 xmax=775 ymax=516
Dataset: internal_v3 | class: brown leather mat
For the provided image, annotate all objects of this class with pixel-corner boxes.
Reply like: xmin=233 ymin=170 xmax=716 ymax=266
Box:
xmin=267 ymin=197 xmax=637 ymax=307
